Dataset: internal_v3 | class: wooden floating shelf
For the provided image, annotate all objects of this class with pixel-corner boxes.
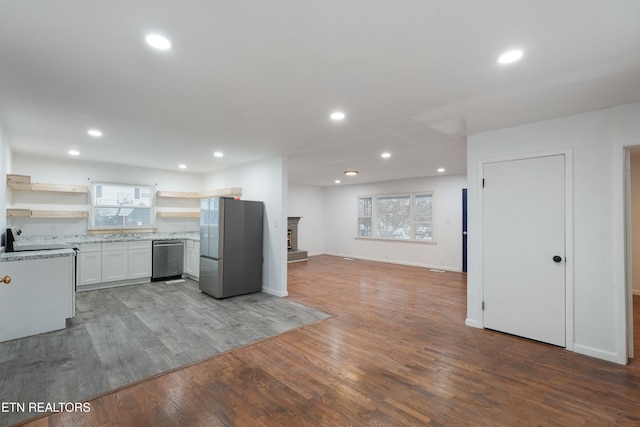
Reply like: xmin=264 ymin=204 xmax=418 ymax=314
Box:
xmin=87 ymin=228 xmax=156 ymax=235
xmin=7 ymin=175 xmax=89 ymax=193
xmin=7 ymin=174 xmax=30 ymax=184
xmin=156 ymin=191 xmax=202 ymax=199
xmin=200 ymin=187 xmax=243 ymax=198
xmin=157 ymin=211 xmax=200 ymax=219
xmin=6 ymin=208 xmax=31 ymax=218
xmin=8 ymin=182 xmax=89 ymax=193
xmin=156 ymin=187 xmax=242 ymax=199
xmin=7 ymin=209 xmax=89 ymax=219
xmin=31 ymin=210 xmax=89 ymax=218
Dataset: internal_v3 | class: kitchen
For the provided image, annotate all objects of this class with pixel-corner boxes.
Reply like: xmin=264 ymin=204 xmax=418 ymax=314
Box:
xmin=1 ymin=149 xmax=288 ymax=328
xmin=1 ymin=150 xmax=289 ymax=295
xmin=0 ymin=148 xmax=315 ymax=427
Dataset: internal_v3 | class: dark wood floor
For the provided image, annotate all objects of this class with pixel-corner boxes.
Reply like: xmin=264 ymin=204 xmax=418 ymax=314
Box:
xmin=0 ymin=279 xmax=329 ymax=427
xmin=16 ymin=255 xmax=640 ymax=426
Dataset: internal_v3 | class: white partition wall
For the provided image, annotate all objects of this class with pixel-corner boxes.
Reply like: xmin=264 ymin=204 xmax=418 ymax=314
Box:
xmin=467 ymin=101 xmax=640 ymax=364
xmin=203 ymin=156 xmax=288 ymax=298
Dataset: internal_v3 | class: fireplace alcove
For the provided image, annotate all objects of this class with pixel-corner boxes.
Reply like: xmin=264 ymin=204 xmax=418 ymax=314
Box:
xmin=287 ymin=217 xmax=308 ymax=262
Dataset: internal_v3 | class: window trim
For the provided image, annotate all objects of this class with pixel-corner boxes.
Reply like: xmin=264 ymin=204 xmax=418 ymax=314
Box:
xmin=356 ymin=191 xmax=436 ymax=244
xmin=89 ymin=181 xmax=156 ymax=231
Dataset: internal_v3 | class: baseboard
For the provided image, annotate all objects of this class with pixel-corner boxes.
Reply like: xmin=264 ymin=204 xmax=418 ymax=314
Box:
xmin=76 ymin=277 xmax=150 ymax=292
xmin=263 ymin=287 xmax=288 ymax=297
xmin=573 ymin=343 xmax=624 ymax=365
xmin=324 ymin=252 xmax=461 ymax=272
xmin=465 ymin=318 xmax=481 ymax=328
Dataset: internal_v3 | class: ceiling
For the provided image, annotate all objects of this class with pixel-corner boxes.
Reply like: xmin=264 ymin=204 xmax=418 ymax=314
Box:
xmin=1 ymin=1 xmax=639 ymax=186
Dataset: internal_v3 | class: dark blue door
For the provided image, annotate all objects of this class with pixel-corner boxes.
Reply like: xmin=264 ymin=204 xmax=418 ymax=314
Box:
xmin=462 ymin=188 xmax=468 ymax=273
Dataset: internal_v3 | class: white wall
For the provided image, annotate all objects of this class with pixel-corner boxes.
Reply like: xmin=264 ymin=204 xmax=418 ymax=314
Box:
xmin=323 ymin=174 xmax=467 ymax=271
xmin=286 ymin=184 xmax=325 ymax=256
xmin=0 ymin=124 xmax=11 ymax=242
xmin=203 ymin=156 xmax=288 ymax=298
xmin=467 ymin=101 xmax=640 ymax=364
xmin=10 ymin=153 xmax=203 ymax=236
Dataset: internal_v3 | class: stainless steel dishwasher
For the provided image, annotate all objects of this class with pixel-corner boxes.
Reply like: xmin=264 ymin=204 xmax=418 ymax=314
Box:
xmin=152 ymin=240 xmax=185 ymax=281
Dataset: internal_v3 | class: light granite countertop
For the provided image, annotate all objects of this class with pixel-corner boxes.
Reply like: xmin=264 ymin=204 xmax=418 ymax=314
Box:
xmin=0 ymin=248 xmax=76 ymax=262
xmin=1 ymin=232 xmax=199 ymax=262
xmin=15 ymin=231 xmax=199 ymax=246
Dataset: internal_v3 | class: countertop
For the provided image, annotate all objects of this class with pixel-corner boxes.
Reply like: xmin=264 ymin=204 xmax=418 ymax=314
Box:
xmin=0 ymin=231 xmax=199 ymax=262
xmin=0 ymin=248 xmax=76 ymax=262
xmin=15 ymin=231 xmax=199 ymax=245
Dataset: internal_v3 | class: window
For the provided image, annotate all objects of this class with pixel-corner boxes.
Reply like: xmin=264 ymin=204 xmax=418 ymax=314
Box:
xmin=358 ymin=196 xmax=372 ymax=237
xmin=357 ymin=192 xmax=434 ymax=242
xmin=375 ymin=194 xmax=410 ymax=240
xmin=91 ymin=182 xmax=154 ymax=229
xmin=413 ymin=193 xmax=433 ymax=240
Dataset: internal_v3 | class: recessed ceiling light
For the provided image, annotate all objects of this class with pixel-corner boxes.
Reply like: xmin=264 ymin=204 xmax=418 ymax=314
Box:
xmin=213 ymin=151 xmax=224 ymax=158
xmin=145 ymin=34 xmax=172 ymax=51
xmin=497 ymin=49 xmax=523 ymax=64
xmin=335 ymin=180 xmax=341 ymax=184
xmin=437 ymin=168 xmax=446 ymax=173
xmin=381 ymin=152 xmax=391 ymax=159
xmin=344 ymin=170 xmax=358 ymax=176
xmin=68 ymin=150 xmax=80 ymax=156
xmin=330 ymin=111 xmax=346 ymax=121
xmin=87 ymin=129 xmax=103 ymax=137
xmin=178 ymin=164 xmax=187 ymax=169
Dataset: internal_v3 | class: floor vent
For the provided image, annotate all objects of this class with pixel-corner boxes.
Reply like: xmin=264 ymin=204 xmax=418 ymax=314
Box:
xmin=344 ymin=257 xmax=355 ymax=261
xmin=165 ymin=279 xmax=186 ymax=284
xmin=429 ymin=269 xmax=446 ymax=273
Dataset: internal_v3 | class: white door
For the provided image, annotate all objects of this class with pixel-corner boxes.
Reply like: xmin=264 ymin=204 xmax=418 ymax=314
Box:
xmin=483 ymin=154 xmax=566 ymax=347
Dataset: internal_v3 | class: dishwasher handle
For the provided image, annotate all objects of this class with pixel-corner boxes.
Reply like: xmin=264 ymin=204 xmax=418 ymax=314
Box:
xmin=153 ymin=240 xmax=185 ymax=246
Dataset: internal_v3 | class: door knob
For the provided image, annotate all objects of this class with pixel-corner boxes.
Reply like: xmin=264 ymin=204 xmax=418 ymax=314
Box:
xmin=1 ymin=275 xmax=11 ymax=284
xmin=552 ymin=256 xmax=563 ymax=263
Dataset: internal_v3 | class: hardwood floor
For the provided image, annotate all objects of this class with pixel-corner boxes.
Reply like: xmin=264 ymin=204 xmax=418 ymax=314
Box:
xmin=0 ymin=279 xmax=329 ymax=427
xmin=15 ymin=255 xmax=640 ymax=426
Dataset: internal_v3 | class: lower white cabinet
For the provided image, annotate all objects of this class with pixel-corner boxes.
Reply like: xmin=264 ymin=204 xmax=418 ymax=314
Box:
xmin=79 ymin=243 xmax=102 ymax=286
xmin=185 ymin=240 xmax=200 ymax=279
xmin=0 ymin=255 xmax=74 ymax=342
xmin=102 ymin=242 xmax=129 ymax=283
xmin=77 ymin=240 xmax=152 ymax=289
xmin=129 ymin=241 xmax=152 ymax=279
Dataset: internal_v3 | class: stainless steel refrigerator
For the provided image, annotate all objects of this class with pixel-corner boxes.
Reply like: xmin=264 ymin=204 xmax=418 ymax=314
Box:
xmin=199 ymin=197 xmax=264 ymax=299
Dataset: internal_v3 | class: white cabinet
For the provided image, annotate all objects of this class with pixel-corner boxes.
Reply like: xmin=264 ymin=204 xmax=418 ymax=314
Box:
xmin=0 ymin=255 xmax=74 ymax=342
xmin=78 ymin=240 xmax=153 ymax=290
xmin=185 ymin=240 xmax=200 ymax=279
xmin=101 ymin=242 xmax=129 ymax=283
xmin=79 ymin=243 xmax=102 ymax=286
xmin=128 ymin=241 xmax=152 ymax=279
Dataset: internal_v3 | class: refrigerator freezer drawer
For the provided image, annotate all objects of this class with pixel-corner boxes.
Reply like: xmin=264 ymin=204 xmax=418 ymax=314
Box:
xmin=199 ymin=256 xmax=223 ymax=298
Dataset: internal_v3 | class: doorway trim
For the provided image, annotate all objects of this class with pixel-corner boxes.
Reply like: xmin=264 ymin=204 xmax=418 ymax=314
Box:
xmin=616 ymin=138 xmax=640 ymax=364
xmin=477 ymin=149 xmax=574 ymax=351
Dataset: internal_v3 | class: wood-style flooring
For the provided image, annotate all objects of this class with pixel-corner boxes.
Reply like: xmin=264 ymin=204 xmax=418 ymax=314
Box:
xmin=0 ymin=279 xmax=328 ymax=427
xmin=14 ymin=255 xmax=640 ymax=426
